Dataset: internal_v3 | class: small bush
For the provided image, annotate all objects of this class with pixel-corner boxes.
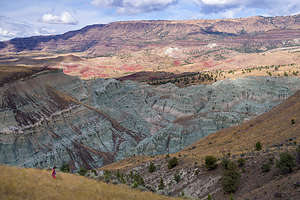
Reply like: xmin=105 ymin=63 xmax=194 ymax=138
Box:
xmin=116 ymin=170 xmax=121 ymax=178
xmin=148 ymin=162 xmax=156 ymax=173
xmin=222 ymin=168 xmax=240 ymax=193
xmin=104 ymin=170 xmax=112 ymax=182
xmin=296 ymin=145 xmax=300 ymax=164
xmin=207 ymin=194 xmax=212 ymax=200
xmin=132 ymin=181 xmax=138 ymax=188
xmin=168 ymin=157 xmax=178 ymax=169
xmin=255 ymin=142 xmax=262 ymax=151
xmin=158 ymin=177 xmax=165 ymax=190
xmin=118 ymin=173 xmax=126 ymax=184
xmin=60 ymin=163 xmax=70 ymax=173
xmin=91 ymin=169 xmax=97 ymax=176
xmin=242 ymin=168 xmax=246 ymax=173
xmin=174 ymin=172 xmax=181 ymax=183
xmin=237 ymin=158 xmax=246 ymax=168
xmin=205 ymin=155 xmax=218 ymax=170
xmin=221 ymin=158 xmax=230 ymax=170
xmin=261 ymin=163 xmax=271 ymax=173
xmin=222 ymin=158 xmax=237 ymax=170
xmin=291 ymin=119 xmax=296 ymax=125
xmin=276 ymin=152 xmax=296 ymax=174
xmin=78 ymin=167 xmax=88 ymax=176
xmin=132 ymin=173 xmax=145 ymax=186
xmin=269 ymin=157 xmax=274 ymax=164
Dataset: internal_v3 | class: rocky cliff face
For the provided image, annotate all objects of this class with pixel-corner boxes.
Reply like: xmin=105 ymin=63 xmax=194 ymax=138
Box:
xmin=1 ymin=71 xmax=300 ymax=170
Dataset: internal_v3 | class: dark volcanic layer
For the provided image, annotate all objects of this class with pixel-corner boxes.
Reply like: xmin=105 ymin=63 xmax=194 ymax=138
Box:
xmin=1 ymin=15 xmax=300 ymax=55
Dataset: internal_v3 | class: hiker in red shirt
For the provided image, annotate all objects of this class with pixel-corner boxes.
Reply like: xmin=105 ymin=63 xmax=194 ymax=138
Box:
xmin=52 ymin=166 xmax=56 ymax=179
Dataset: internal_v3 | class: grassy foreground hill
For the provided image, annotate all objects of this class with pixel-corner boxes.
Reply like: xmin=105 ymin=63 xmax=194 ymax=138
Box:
xmin=0 ymin=165 xmax=181 ymax=200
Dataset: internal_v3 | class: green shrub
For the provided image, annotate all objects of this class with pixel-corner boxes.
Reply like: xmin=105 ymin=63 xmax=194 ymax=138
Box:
xmin=180 ymin=191 xmax=185 ymax=197
xmin=221 ymin=158 xmax=230 ymax=170
xmin=148 ymin=162 xmax=156 ymax=173
xmin=296 ymin=145 xmax=300 ymax=163
xmin=174 ymin=172 xmax=181 ymax=183
xmin=207 ymin=194 xmax=212 ymax=200
xmin=255 ymin=142 xmax=262 ymax=151
xmin=284 ymin=71 xmax=289 ymax=76
xmin=78 ymin=167 xmax=88 ymax=176
xmin=158 ymin=177 xmax=165 ymax=190
xmin=222 ymin=168 xmax=240 ymax=193
xmin=104 ymin=170 xmax=112 ymax=182
xmin=261 ymin=163 xmax=271 ymax=173
xmin=118 ymin=173 xmax=126 ymax=184
xmin=276 ymin=152 xmax=296 ymax=174
xmin=205 ymin=155 xmax=218 ymax=170
xmin=60 ymin=163 xmax=70 ymax=173
xmin=237 ymin=158 xmax=246 ymax=168
xmin=222 ymin=158 xmax=237 ymax=170
xmin=168 ymin=157 xmax=178 ymax=169
xmin=91 ymin=169 xmax=97 ymax=176
xmin=132 ymin=181 xmax=138 ymax=188
xmin=116 ymin=170 xmax=121 ymax=178
xmin=132 ymin=173 xmax=145 ymax=186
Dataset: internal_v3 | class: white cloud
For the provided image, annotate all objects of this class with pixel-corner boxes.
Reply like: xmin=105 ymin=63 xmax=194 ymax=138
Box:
xmin=33 ymin=27 xmax=56 ymax=35
xmin=41 ymin=12 xmax=78 ymax=25
xmin=199 ymin=0 xmax=238 ymax=6
xmin=194 ymin=0 xmax=300 ymax=16
xmin=220 ymin=7 xmax=242 ymax=18
xmin=0 ymin=16 xmax=60 ymax=41
xmin=91 ymin=0 xmax=177 ymax=14
xmin=0 ymin=27 xmax=15 ymax=37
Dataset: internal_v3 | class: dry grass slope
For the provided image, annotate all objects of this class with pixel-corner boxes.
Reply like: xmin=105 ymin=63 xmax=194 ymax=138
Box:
xmin=0 ymin=165 xmax=182 ymax=200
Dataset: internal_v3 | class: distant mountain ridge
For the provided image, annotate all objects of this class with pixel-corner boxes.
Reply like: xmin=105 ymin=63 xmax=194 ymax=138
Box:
xmin=1 ymin=14 xmax=300 ymax=55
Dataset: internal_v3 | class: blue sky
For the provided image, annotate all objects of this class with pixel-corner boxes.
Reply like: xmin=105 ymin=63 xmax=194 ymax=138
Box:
xmin=0 ymin=0 xmax=300 ymax=41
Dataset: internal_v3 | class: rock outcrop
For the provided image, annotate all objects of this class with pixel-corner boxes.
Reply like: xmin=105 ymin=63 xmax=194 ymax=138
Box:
xmin=1 ymin=71 xmax=300 ymax=170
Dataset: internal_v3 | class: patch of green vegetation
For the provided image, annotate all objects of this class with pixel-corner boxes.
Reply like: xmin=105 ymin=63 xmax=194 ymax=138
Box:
xmin=261 ymin=162 xmax=271 ymax=173
xmin=205 ymin=155 xmax=218 ymax=170
xmin=158 ymin=177 xmax=165 ymax=190
xmin=207 ymin=194 xmax=212 ymax=200
xmin=255 ymin=142 xmax=262 ymax=151
xmin=221 ymin=160 xmax=240 ymax=193
xmin=276 ymin=152 xmax=296 ymax=174
xmin=60 ymin=163 xmax=70 ymax=173
xmin=229 ymin=46 xmax=264 ymax=54
xmin=148 ymin=162 xmax=156 ymax=173
xmin=78 ymin=167 xmax=88 ymax=176
xmin=174 ymin=172 xmax=181 ymax=183
xmin=291 ymin=119 xmax=296 ymax=125
xmin=168 ymin=157 xmax=178 ymax=169
xmin=237 ymin=158 xmax=246 ymax=168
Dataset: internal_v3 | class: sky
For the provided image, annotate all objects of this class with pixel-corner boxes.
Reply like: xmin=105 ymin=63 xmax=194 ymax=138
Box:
xmin=0 ymin=0 xmax=300 ymax=41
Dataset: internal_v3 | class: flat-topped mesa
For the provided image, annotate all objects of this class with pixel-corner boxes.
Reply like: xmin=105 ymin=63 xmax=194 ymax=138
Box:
xmin=1 ymin=14 xmax=300 ymax=54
